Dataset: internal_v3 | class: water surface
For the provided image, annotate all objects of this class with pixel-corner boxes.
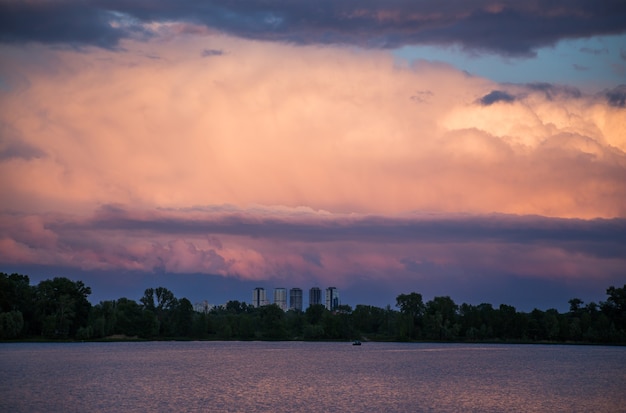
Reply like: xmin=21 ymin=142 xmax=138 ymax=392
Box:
xmin=1 ymin=341 xmax=625 ymax=412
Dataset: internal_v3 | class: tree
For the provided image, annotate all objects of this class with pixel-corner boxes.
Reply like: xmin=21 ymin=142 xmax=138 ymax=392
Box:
xmin=353 ymin=305 xmax=392 ymax=338
xmin=396 ymin=292 xmax=425 ymax=339
xmin=602 ymin=285 xmax=626 ymax=333
xmin=0 ymin=311 xmax=24 ymax=339
xmin=34 ymin=277 xmax=91 ymax=338
xmin=424 ymin=296 xmax=459 ymax=340
xmin=140 ymin=287 xmax=178 ymax=336
xmin=496 ymin=304 xmax=518 ymax=339
xmin=191 ymin=312 xmax=210 ymax=339
xmin=0 ymin=273 xmax=33 ymax=313
xmin=174 ymin=298 xmax=194 ymax=337
xmin=305 ymin=304 xmax=326 ymax=325
xmin=89 ymin=300 xmax=117 ymax=338
xmin=114 ymin=298 xmax=144 ymax=337
xmin=569 ymin=298 xmax=584 ymax=316
xmin=140 ymin=287 xmax=177 ymax=313
xmin=0 ymin=273 xmax=33 ymax=337
xmin=285 ymin=309 xmax=305 ymax=339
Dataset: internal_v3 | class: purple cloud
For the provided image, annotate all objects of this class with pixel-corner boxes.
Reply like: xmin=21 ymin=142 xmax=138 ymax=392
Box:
xmin=2 ymin=207 xmax=624 ymax=311
xmin=2 ymin=1 xmax=625 ymax=55
xmin=478 ymin=90 xmax=516 ymax=105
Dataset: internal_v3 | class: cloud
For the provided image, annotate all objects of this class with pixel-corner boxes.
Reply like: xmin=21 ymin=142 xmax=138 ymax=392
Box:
xmin=524 ymin=83 xmax=582 ymax=100
xmin=0 ymin=35 xmax=625 ymax=304
xmin=1 ymin=37 xmax=625 ymax=220
xmin=0 ymin=1 xmax=133 ymax=49
xmin=63 ymin=206 xmax=626 ymax=254
xmin=605 ymin=85 xmax=626 ymax=107
xmin=580 ymin=47 xmax=609 ymax=55
xmin=478 ymin=90 xmax=516 ymax=105
xmin=2 ymin=1 xmax=626 ymax=55
xmin=201 ymin=48 xmax=224 ymax=57
xmin=1 ymin=207 xmax=624 ymax=289
xmin=0 ymin=138 xmax=45 ymax=161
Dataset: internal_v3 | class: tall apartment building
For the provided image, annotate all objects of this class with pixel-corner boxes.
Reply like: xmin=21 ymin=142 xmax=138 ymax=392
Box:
xmin=289 ymin=288 xmax=303 ymax=311
xmin=274 ymin=288 xmax=287 ymax=311
xmin=325 ymin=287 xmax=340 ymax=311
xmin=309 ymin=287 xmax=322 ymax=307
xmin=252 ymin=287 xmax=268 ymax=308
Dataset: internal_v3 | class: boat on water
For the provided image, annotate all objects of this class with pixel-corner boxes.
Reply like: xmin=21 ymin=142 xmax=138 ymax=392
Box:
xmin=352 ymin=340 xmax=362 ymax=346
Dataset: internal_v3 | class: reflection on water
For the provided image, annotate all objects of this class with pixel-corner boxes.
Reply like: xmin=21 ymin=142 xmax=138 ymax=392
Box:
xmin=1 ymin=341 xmax=625 ymax=412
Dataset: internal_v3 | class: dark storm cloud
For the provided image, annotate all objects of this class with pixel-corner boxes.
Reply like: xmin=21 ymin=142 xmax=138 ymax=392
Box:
xmin=51 ymin=206 xmax=626 ymax=259
xmin=605 ymin=85 xmax=626 ymax=107
xmin=478 ymin=90 xmax=516 ymax=105
xmin=2 ymin=0 xmax=626 ymax=55
xmin=0 ymin=1 xmax=132 ymax=48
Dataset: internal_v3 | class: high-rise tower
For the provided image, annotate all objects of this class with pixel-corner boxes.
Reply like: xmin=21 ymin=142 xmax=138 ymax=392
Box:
xmin=252 ymin=287 xmax=267 ymax=308
xmin=274 ymin=288 xmax=287 ymax=311
xmin=325 ymin=287 xmax=339 ymax=311
xmin=309 ymin=287 xmax=322 ymax=307
xmin=289 ymin=288 xmax=303 ymax=311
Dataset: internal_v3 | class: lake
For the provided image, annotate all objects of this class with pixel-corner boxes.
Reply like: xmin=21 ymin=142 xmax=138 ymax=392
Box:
xmin=1 ymin=341 xmax=625 ymax=412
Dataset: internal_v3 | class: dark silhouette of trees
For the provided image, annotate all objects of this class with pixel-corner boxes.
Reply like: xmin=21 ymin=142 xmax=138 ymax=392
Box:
xmin=0 ymin=273 xmax=33 ymax=339
xmin=1 ymin=272 xmax=624 ymax=344
xmin=424 ymin=296 xmax=459 ymax=340
xmin=396 ymin=292 xmax=425 ymax=340
xmin=602 ymin=286 xmax=626 ymax=333
xmin=352 ymin=305 xmax=394 ymax=339
xmin=35 ymin=277 xmax=91 ymax=338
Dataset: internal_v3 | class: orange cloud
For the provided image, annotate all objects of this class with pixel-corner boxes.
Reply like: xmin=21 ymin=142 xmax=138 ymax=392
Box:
xmin=2 ymin=36 xmax=623 ymax=220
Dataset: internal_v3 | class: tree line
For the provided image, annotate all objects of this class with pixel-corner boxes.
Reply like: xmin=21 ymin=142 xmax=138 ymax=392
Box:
xmin=1 ymin=272 xmax=624 ymax=343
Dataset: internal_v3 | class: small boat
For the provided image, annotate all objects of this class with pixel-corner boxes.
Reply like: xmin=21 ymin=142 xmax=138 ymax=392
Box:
xmin=352 ymin=340 xmax=362 ymax=346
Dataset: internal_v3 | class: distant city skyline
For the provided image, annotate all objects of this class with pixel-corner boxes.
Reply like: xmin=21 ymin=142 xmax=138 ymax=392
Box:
xmin=249 ymin=286 xmax=340 ymax=311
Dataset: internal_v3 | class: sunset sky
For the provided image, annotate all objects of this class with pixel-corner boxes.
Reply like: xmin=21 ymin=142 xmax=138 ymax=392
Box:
xmin=1 ymin=1 xmax=625 ymax=311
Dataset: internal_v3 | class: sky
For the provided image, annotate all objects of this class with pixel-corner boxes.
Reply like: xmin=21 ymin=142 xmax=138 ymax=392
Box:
xmin=1 ymin=0 xmax=625 ymax=312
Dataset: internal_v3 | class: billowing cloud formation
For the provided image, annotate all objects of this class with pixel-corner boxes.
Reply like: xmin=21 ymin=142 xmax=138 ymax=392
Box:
xmin=2 ymin=37 xmax=624 ymax=218
xmin=1 ymin=34 xmax=625 ymax=308
xmin=1 ymin=0 xmax=626 ymax=55
xmin=1 ymin=206 xmax=624 ymax=290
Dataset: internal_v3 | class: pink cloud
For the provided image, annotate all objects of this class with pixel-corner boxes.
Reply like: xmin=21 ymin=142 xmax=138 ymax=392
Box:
xmin=0 ymin=35 xmax=624 ymax=299
xmin=0 ymin=206 xmax=623 ymax=292
xmin=1 ymin=37 xmax=624 ymax=219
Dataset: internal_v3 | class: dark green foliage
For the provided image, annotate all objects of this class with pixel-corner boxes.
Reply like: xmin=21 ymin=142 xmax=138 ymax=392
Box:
xmin=305 ymin=304 xmax=326 ymax=324
xmin=34 ymin=277 xmax=91 ymax=338
xmin=396 ymin=292 xmax=425 ymax=339
xmin=173 ymin=298 xmax=194 ymax=337
xmin=0 ymin=311 xmax=24 ymax=339
xmin=1 ymin=272 xmax=625 ymax=344
xmin=260 ymin=304 xmax=287 ymax=339
xmin=0 ymin=273 xmax=34 ymax=336
xmin=424 ymin=296 xmax=459 ymax=340
xmin=352 ymin=305 xmax=390 ymax=338
xmin=114 ymin=298 xmax=144 ymax=337
xmin=602 ymin=286 xmax=626 ymax=332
